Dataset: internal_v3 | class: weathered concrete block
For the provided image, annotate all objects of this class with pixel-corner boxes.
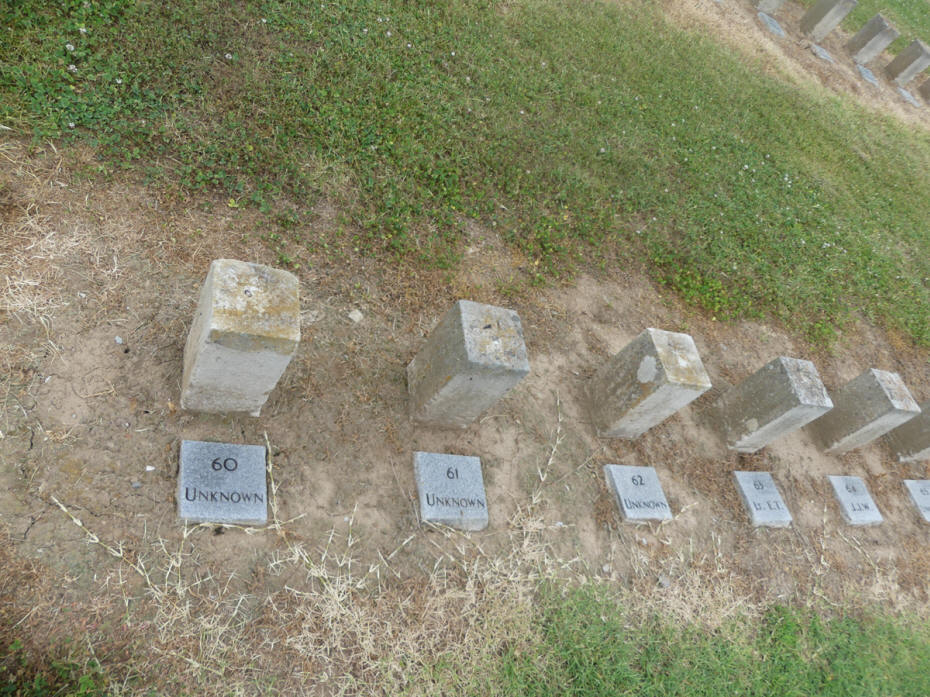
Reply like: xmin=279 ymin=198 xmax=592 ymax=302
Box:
xmin=181 ymin=259 xmax=300 ymax=416
xmin=603 ymin=465 xmax=672 ymax=521
xmin=846 ymin=15 xmax=900 ymax=64
xmin=918 ymin=78 xmax=930 ymax=101
xmin=807 ymin=369 xmax=920 ymax=454
xmin=714 ymin=357 xmax=833 ymax=453
xmin=407 ymin=300 xmax=530 ymax=428
xmin=885 ymin=400 xmax=930 ymax=462
xmin=828 ymin=475 xmax=883 ymax=525
xmin=733 ymin=471 xmax=792 ymax=528
xmin=178 ymin=440 xmax=268 ymax=525
xmin=589 ymin=329 xmax=711 ymax=439
xmin=414 ymin=451 xmax=488 ymax=531
xmin=753 ymin=0 xmax=787 ymax=13
xmin=885 ymin=40 xmax=930 ymax=85
xmin=801 ymin=0 xmax=857 ymax=43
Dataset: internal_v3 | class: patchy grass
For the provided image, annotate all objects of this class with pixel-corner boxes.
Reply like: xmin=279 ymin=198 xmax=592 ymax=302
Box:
xmin=4 ymin=0 xmax=930 ymax=345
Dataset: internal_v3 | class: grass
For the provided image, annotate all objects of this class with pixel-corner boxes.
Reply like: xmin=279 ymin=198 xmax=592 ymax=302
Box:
xmin=5 ymin=0 xmax=930 ymax=347
xmin=487 ymin=587 xmax=930 ymax=697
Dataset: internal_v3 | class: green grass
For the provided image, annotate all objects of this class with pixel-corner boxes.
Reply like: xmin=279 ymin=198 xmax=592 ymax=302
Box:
xmin=0 ymin=639 xmax=106 ymax=697
xmin=5 ymin=0 xmax=930 ymax=345
xmin=484 ymin=587 xmax=930 ymax=696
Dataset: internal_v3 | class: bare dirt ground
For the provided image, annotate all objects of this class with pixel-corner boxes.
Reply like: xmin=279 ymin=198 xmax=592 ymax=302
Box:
xmin=4 ymin=6 xmax=930 ymax=690
xmin=2 ymin=127 xmax=930 ymax=692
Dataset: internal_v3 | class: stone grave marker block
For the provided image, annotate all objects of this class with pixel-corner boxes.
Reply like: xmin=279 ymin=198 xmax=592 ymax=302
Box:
xmin=886 ymin=400 xmax=930 ymax=462
xmin=885 ymin=40 xmax=930 ymax=85
xmin=414 ymin=451 xmax=488 ymax=531
xmin=733 ymin=471 xmax=792 ymax=527
xmin=758 ymin=13 xmax=786 ymax=38
xmin=800 ymin=0 xmax=857 ymax=43
xmin=828 ymin=475 xmax=883 ymax=525
xmin=407 ymin=300 xmax=530 ymax=428
xmin=603 ymin=465 xmax=672 ymax=521
xmin=902 ymin=480 xmax=930 ymax=522
xmin=181 ymin=259 xmax=300 ymax=416
xmin=714 ymin=356 xmax=833 ymax=453
xmin=847 ymin=14 xmax=899 ymax=65
xmin=919 ymin=78 xmax=930 ymax=102
xmin=807 ymin=369 xmax=920 ymax=454
xmin=178 ymin=440 xmax=268 ymax=525
xmin=589 ymin=328 xmax=711 ymax=439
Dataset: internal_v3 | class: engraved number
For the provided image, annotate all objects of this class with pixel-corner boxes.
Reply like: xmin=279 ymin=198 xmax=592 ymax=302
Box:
xmin=921 ymin=487 xmax=930 ymax=496
xmin=846 ymin=483 xmax=857 ymax=494
xmin=446 ymin=467 xmax=459 ymax=480
xmin=753 ymin=480 xmax=765 ymax=491
xmin=631 ymin=475 xmax=645 ymax=486
xmin=212 ymin=457 xmax=238 ymax=472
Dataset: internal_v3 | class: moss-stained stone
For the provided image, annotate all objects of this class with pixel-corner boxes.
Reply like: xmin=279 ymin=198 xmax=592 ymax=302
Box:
xmin=181 ymin=259 xmax=300 ymax=416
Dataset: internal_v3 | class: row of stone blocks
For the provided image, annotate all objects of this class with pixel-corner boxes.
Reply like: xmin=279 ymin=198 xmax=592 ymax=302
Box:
xmin=754 ymin=0 xmax=930 ymax=90
xmin=179 ymin=261 xmax=930 ymax=461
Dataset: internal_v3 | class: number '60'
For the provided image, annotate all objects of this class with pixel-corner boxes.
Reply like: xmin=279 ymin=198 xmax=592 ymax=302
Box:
xmin=212 ymin=457 xmax=238 ymax=471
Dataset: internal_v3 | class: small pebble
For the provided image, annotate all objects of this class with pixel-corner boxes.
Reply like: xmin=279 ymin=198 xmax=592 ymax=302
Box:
xmin=658 ymin=574 xmax=671 ymax=588
xmin=348 ymin=309 xmax=364 ymax=323
xmin=131 ymin=481 xmax=142 ymax=489
xmin=145 ymin=465 xmax=156 ymax=472
xmin=114 ymin=336 xmax=124 ymax=345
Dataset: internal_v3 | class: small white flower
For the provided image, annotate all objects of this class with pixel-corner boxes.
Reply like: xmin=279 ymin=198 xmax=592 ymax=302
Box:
xmin=66 ymin=43 xmax=75 ymax=52
xmin=451 ymin=51 xmax=455 ymax=56
xmin=68 ymin=122 xmax=75 ymax=128
xmin=261 ymin=18 xmax=267 ymax=23
xmin=363 ymin=28 xmax=368 ymax=33
xmin=386 ymin=30 xmax=391 ymax=37
xmin=79 ymin=27 xmax=87 ymax=34
xmin=115 ymin=78 xmax=123 ymax=84
xmin=742 ymin=164 xmax=749 ymax=170
xmin=599 ymin=147 xmax=605 ymax=153
xmin=67 ymin=64 xmax=77 ymax=73
xmin=407 ymin=42 xmax=412 ymax=48
xmin=225 ymin=52 xmax=233 ymax=59
xmin=519 ymin=110 xmax=525 ymax=114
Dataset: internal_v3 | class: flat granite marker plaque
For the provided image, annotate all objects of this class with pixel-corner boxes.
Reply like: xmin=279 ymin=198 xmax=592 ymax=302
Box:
xmin=857 ymin=64 xmax=881 ymax=87
xmin=811 ymin=44 xmax=835 ymax=63
xmin=733 ymin=471 xmax=792 ymax=527
xmin=758 ymin=12 xmax=786 ymax=38
xmin=902 ymin=480 xmax=930 ymax=522
xmin=898 ymin=87 xmax=922 ymax=107
xmin=603 ymin=465 xmax=672 ymax=521
xmin=414 ymin=451 xmax=488 ymax=531
xmin=178 ymin=440 xmax=267 ymax=525
xmin=828 ymin=475 xmax=883 ymax=526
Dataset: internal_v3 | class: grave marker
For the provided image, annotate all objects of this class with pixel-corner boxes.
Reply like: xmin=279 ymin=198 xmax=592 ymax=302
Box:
xmin=589 ymin=328 xmax=711 ymax=439
xmin=919 ymin=78 xmax=930 ymax=102
xmin=733 ymin=471 xmax=792 ymax=527
xmin=828 ymin=475 xmax=883 ymax=525
xmin=178 ymin=440 xmax=268 ymax=525
xmin=898 ymin=87 xmax=922 ymax=107
xmin=414 ymin=451 xmax=489 ymax=531
xmin=758 ymin=13 xmax=787 ymax=39
xmin=856 ymin=63 xmax=881 ymax=87
xmin=603 ymin=465 xmax=672 ymax=521
xmin=806 ymin=369 xmax=920 ymax=454
xmin=902 ymin=480 xmax=930 ymax=522
xmin=887 ymin=400 xmax=930 ymax=462
xmin=885 ymin=40 xmax=930 ymax=85
xmin=811 ymin=44 xmax=835 ymax=63
xmin=800 ymin=0 xmax=857 ymax=43
xmin=181 ymin=259 xmax=300 ymax=416
xmin=846 ymin=14 xmax=899 ymax=65
xmin=714 ymin=356 xmax=833 ymax=453
xmin=407 ymin=300 xmax=530 ymax=428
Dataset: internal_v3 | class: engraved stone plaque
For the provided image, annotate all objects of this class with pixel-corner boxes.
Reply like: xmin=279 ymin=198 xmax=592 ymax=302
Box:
xmin=414 ymin=451 xmax=488 ymax=531
xmin=603 ymin=465 xmax=672 ymax=521
xmin=733 ymin=471 xmax=792 ymax=527
xmin=828 ymin=475 xmax=883 ymax=526
xmin=903 ymin=480 xmax=930 ymax=522
xmin=178 ymin=440 xmax=268 ymax=525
